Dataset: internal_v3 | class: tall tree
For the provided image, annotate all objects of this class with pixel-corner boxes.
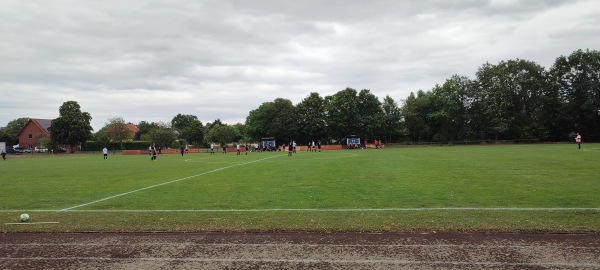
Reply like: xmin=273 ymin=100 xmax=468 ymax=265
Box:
xmin=180 ymin=120 xmax=205 ymax=146
xmin=381 ymin=95 xmax=403 ymax=143
xmin=428 ymin=75 xmax=472 ymax=141
xmin=49 ymin=101 xmax=93 ymax=153
xmin=135 ymin=121 xmax=159 ymax=140
xmin=402 ymin=90 xmax=433 ymax=141
xmin=245 ymin=98 xmax=298 ymax=143
xmin=1 ymin=117 xmax=29 ymax=145
xmin=296 ymin=92 xmax=327 ymax=144
xmin=550 ymin=49 xmax=600 ymax=141
xmin=325 ymin=88 xmax=361 ymax=141
xmin=147 ymin=122 xmax=176 ymax=148
xmin=103 ymin=116 xmax=132 ymax=150
xmin=206 ymin=124 xmax=236 ymax=145
xmin=171 ymin=114 xmax=200 ymax=131
xmin=473 ymin=59 xmax=549 ymax=140
xmin=357 ymin=89 xmax=384 ymax=141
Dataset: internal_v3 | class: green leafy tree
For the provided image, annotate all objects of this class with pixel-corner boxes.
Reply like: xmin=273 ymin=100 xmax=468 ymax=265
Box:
xmin=381 ymin=95 xmax=403 ymax=143
xmin=206 ymin=124 xmax=236 ymax=145
xmin=550 ymin=49 xmax=600 ymax=141
xmin=49 ymin=101 xmax=93 ymax=153
xmin=402 ymin=90 xmax=433 ymax=141
xmin=325 ymin=88 xmax=361 ymax=141
xmin=135 ymin=121 xmax=159 ymax=140
xmin=231 ymin=123 xmax=246 ymax=142
xmin=180 ymin=120 xmax=205 ymax=146
xmin=1 ymin=117 xmax=29 ymax=145
xmin=357 ymin=89 xmax=384 ymax=141
xmin=147 ymin=122 xmax=177 ymax=148
xmin=171 ymin=114 xmax=200 ymax=131
xmin=428 ymin=75 xmax=472 ymax=141
xmin=473 ymin=59 xmax=549 ymax=140
xmin=296 ymin=92 xmax=327 ymax=144
xmin=102 ymin=116 xmax=133 ymax=150
xmin=245 ymin=98 xmax=298 ymax=143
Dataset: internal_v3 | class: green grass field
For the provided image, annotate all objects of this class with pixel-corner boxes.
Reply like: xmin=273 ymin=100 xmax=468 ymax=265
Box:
xmin=1 ymin=144 xmax=599 ymax=233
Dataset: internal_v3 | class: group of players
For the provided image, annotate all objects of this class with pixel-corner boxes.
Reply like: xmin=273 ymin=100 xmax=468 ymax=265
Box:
xmin=102 ymin=133 xmax=585 ymax=161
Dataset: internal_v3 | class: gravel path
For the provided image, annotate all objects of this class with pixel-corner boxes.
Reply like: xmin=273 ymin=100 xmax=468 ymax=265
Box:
xmin=1 ymin=232 xmax=599 ymax=269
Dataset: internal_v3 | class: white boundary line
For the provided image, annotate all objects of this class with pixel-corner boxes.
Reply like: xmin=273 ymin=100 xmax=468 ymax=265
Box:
xmin=59 ymin=154 xmax=285 ymax=211
xmin=2 ymin=207 xmax=599 ymax=213
xmin=4 ymin=222 xmax=59 ymax=225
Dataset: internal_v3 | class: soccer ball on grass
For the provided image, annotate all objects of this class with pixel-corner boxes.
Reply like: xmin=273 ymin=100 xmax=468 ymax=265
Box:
xmin=20 ymin=213 xmax=30 ymax=222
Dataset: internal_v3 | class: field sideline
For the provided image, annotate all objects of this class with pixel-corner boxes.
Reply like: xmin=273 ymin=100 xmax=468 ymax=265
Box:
xmin=1 ymin=144 xmax=599 ymax=233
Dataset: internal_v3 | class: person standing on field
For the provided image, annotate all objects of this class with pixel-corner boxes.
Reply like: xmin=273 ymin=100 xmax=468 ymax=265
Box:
xmin=288 ymin=141 xmax=293 ymax=157
xmin=222 ymin=143 xmax=227 ymax=154
xmin=2 ymin=150 xmax=6 ymax=160
xmin=245 ymin=144 xmax=249 ymax=155
xmin=103 ymin=147 xmax=108 ymax=160
xmin=210 ymin=143 xmax=215 ymax=155
xmin=151 ymin=146 xmax=157 ymax=161
xmin=180 ymin=144 xmax=185 ymax=156
xmin=576 ymin=133 xmax=582 ymax=149
xmin=236 ymin=144 xmax=241 ymax=155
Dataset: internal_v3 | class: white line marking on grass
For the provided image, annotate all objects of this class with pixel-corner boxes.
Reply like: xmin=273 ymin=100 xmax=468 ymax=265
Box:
xmin=4 ymin=222 xmax=59 ymax=225
xmin=60 ymin=154 xmax=285 ymax=211
xmin=3 ymin=207 xmax=599 ymax=213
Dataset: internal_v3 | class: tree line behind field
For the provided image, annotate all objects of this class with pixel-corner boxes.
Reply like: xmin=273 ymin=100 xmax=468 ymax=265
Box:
xmin=247 ymin=49 xmax=600 ymax=144
xmin=1 ymin=49 xmax=599 ymax=150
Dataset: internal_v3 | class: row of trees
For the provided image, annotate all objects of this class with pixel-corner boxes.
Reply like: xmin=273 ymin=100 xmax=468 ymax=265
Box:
xmin=246 ymin=49 xmax=600 ymax=144
xmin=402 ymin=49 xmax=599 ymax=142
xmin=2 ymin=49 xmax=598 ymax=150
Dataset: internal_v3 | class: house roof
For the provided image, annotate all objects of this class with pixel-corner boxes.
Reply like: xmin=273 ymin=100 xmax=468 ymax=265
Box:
xmin=17 ymin=118 xmax=53 ymax=137
xmin=33 ymin=119 xmax=52 ymax=133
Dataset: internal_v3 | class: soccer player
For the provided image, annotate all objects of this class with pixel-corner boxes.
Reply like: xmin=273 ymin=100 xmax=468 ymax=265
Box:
xmin=236 ymin=144 xmax=241 ymax=155
xmin=288 ymin=141 xmax=293 ymax=157
xmin=210 ymin=143 xmax=215 ymax=155
xmin=180 ymin=144 xmax=185 ymax=156
xmin=151 ymin=146 xmax=157 ymax=161
xmin=576 ymin=133 xmax=582 ymax=149
xmin=254 ymin=143 xmax=259 ymax=153
xmin=222 ymin=143 xmax=227 ymax=154
xmin=317 ymin=140 xmax=321 ymax=152
xmin=2 ymin=150 xmax=6 ymax=160
xmin=293 ymin=141 xmax=297 ymax=153
xmin=245 ymin=144 xmax=249 ymax=155
xmin=102 ymin=147 xmax=108 ymax=160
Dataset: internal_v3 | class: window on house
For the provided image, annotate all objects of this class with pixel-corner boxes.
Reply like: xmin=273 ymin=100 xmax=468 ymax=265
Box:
xmin=29 ymin=134 xmax=33 ymax=139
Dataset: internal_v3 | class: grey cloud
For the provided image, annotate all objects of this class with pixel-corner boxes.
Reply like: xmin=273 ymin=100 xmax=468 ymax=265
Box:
xmin=0 ymin=0 xmax=597 ymax=130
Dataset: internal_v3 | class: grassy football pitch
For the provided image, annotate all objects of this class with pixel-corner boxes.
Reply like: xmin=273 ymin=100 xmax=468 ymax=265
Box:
xmin=1 ymin=144 xmax=599 ymax=232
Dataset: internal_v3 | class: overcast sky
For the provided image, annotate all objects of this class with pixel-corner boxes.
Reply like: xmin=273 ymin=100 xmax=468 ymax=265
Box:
xmin=1 ymin=0 xmax=599 ymax=131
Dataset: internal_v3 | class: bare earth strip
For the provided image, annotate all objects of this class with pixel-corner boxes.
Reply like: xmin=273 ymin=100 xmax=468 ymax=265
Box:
xmin=1 ymin=232 xmax=599 ymax=269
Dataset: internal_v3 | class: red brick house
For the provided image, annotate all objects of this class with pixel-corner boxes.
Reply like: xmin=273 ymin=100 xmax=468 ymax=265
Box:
xmin=17 ymin=118 xmax=52 ymax=149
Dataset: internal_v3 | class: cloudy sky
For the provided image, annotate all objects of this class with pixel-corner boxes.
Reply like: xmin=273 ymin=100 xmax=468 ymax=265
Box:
xmin=1 ymin=0 xmax=598 ymax=131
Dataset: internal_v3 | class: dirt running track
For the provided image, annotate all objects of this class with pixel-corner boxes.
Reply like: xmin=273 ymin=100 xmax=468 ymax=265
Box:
xmin=1 ymin=232 xmax=599 ymax=269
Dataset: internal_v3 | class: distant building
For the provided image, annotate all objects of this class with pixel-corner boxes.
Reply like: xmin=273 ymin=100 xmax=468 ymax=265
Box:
xmin=17 ymin=118 xmax=52 ymax=149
